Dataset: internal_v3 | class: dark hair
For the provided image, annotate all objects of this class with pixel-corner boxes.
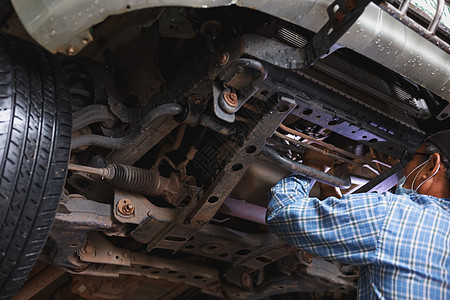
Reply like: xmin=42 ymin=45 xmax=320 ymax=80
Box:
xmin=424 ymin=142 xmax=450 ymax=178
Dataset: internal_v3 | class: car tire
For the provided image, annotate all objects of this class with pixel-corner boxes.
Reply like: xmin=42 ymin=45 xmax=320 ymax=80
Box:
xmin=0 ymin=33 xmax=71 ymax=299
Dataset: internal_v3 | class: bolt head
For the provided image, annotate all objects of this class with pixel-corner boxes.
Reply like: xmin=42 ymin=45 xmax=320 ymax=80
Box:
xmin=84 ymin=245 xmax=94 ymax=254
xmin=118 ymin=199 xmax=135 ymax=215
xmin=223 ymin=91 xmax=239 ymax=107
xmin=333 ymin=10 xmax=346 ymax=24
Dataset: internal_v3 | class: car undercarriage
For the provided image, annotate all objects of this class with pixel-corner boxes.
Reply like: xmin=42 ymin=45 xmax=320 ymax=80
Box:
xmin=1 ymin=0 xmax=449 ymax=299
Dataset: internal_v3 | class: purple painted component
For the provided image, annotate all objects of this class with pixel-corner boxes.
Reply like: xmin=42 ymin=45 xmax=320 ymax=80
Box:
xmin=220 ymin=197 xmax=267 ymax=225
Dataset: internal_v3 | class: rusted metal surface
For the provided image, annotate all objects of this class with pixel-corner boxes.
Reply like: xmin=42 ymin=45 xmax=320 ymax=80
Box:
xmin=12 ymin=265 xmax=65 ymax=300
xmin=223 ymin=91 xmax=239 ymax=107
xmin=303 ymin=0 xmax=373 ymax=66
xmin=49 ymin=195 xmax=114 ymax=268
xmin=112 ymin=190 xmax=179 ymax=243
xmin=262 ymin=145 xmax=352 ymax=188
xmin=111 ymin=187 xmax=200 ymax=247
xmin=68 ymin=163 xmax=187 ymax=206
xmin=212 ymin=57 xmax=268 ymax=122
xmin=210 ymin=34 xmax=306 ymax=71
xmin=117 ymin=198 xmax=135 ymax=216
xmin=279 ymin=124 xmax=370 ymax=163
xmin=71 ymin=103 xmax=182 ymax=159
xmin=70 ymin=275 xmax=192 ymax=300
xmin=150 ymin=97 xmax=296 ymax=252
xmin=78 ymin=233 xmax=131 ymax=266
xmin=180 ymin=224 xmax=297 ymax=271
xmin=48 ymin=195 xmax=356 ymax=299
xmin=74 ymin=235 xmax=221 ymax=291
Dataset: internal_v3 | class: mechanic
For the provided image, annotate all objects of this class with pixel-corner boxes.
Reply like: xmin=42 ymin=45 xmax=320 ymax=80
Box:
xmin=266 ymin=130 xmax=450 ymax=299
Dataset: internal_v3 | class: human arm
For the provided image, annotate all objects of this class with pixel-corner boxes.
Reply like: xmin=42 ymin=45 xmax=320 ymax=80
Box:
xmin=266 ymin=175 xmax=392 ymax=265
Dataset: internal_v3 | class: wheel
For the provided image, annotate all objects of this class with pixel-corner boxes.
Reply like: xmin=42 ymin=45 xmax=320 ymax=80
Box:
xmin=0 ymin=33 xmax=71 ymax=299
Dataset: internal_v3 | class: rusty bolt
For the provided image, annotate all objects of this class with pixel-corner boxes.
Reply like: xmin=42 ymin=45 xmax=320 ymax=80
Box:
xmin=218 ymin=52 xmax=229 ymax=66
xmin=223 ymin=91 xmax=239 ymax=107
xmin=124 ymin=204 xmax=134 ymax=214
xmin=84 ymin=244 xmax=94 ymax=254
xmin=333 ymin=10 xmax=346 ymax=24
xmin=344 ymin=0 xmax=356 ymax=11
xmin=107 ymin=251 xmax=113 ymax=256
xmin=66 ymin=46 xmax=77 ymax=56
xmin=118 ymin=199 xmax=135 ymax=215
xmin=188 ymin=94 xmax=203 ymax=105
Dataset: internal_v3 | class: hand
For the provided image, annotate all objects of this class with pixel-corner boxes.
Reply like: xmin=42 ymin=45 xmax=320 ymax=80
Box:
xmin=319 ymin=164 xmax=344 ymax=199
xmin=301 ymin=149 xmax=335 ymax=172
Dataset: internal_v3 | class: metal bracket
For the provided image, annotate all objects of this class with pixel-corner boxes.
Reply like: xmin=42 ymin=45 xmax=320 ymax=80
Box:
xmin=213 ymin=83 xmax=235 ymax=123
xmin=213 ymin=58 xmax=268 ymax=122
xmin=151 ymin=97 xmax=297 ymax=252
xmin=303 ymin=0 xmax=373 ymax=67
xmin=113 ymin=189 xmax=160 ymax=225
xmin=78 ymin=232 xmax=131 ymax=266
xmin=49 ymin=195 xmax=114 ymax=268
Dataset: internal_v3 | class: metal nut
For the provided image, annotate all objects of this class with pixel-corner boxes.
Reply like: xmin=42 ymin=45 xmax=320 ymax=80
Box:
xmin=223 ymin=91 xmax=239 ymax=107
xmin=333 ymin=10 xmax=346 ymax=24
xmin=118 ymin=199 xmax=135 ymax=215
xmin=344 ymin=0 xmax=356 ymax=11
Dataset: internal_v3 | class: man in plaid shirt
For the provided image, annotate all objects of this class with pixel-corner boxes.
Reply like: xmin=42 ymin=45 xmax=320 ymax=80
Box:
xmin=266 ymin=130 xmax=450 ymax=299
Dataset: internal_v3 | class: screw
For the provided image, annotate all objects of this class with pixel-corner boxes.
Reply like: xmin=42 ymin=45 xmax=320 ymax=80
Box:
xmin=223 ymin=91 xmax=239 ymax=107
xmin=108 ymin=251 xmax=113 ymax=256
xmin=218 ymin=52 xmax=229 ymax=66
xmin=66 ymin=46 xmax=77 ymax=56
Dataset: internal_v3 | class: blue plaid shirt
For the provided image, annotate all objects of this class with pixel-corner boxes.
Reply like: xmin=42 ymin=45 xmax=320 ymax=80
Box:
xmin=266 ymin=176 xmax=450 ymax=299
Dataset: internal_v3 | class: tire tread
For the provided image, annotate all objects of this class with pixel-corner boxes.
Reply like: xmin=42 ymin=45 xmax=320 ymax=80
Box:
xmin=0 ymin=33 xmax=71 ymax=299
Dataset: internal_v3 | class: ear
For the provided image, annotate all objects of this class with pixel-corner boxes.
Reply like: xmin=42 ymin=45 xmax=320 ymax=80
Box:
xmin=417 ymin=153 xmax=444 ymax=195
xmin=424 ymin=153 xmax=441 ymax=177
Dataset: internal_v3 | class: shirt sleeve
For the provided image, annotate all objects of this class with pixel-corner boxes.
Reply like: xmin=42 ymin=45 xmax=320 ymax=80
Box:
xmin=266 ymin=176 xmax=391 ymax=265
